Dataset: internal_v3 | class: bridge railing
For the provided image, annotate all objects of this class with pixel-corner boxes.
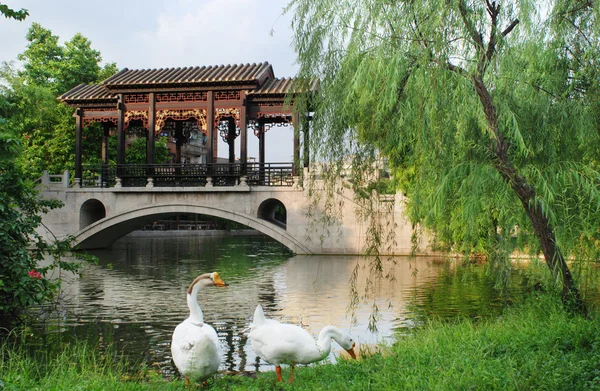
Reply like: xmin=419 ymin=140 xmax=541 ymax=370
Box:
xmin=246 ymin=162 xmax=294 ymax=186
xmin=80 ymin=163 xmax=294 ymax=188
xmin=40 ymin=170 xmax=71 ymax=189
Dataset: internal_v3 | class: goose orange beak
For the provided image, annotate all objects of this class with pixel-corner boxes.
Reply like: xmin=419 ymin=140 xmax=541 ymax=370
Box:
xmin=345 ymin=342 xmax=357 ymax=359
xmin=213 ymin=273 xmax=228 ymax=287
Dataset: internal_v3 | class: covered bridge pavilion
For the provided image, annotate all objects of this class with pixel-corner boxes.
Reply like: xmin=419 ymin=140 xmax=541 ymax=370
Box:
xmin=58 ymin=62 xmax=316 ymax=188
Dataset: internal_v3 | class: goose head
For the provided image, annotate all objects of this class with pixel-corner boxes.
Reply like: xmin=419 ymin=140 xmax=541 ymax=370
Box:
xmin=339 ymin=334 xmax=357 ymax=359
xmin=319 ymin=326 xmax=357 ymax=360
xmin=209 ymin=272 xmax=228 ymax=287
xmin=185 ymin=272 xmax=228 ymax=325
xmin=187 ymin=272 xmax=229 ymax=293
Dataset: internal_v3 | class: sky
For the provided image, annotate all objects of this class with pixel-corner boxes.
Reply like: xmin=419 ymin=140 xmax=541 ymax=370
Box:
xmin=0 ymin=0 xmax=299 ymax=162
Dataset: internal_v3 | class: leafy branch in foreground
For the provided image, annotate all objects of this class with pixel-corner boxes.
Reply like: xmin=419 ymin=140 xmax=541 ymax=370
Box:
xmin=0 ymin=132 xmax=88 ymax=325
xmin=288 ymin=0 xmax=600 ymax=313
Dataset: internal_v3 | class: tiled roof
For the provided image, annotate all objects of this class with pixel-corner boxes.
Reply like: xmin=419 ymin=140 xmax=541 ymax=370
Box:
xmin=58 ymin=62 xmax=318 ymax=105
xmin=102 ymin=62 xmax=273 ymax=87
xmin=249 ymin=77 xmax=319 ymax=96
xmin=58 ymin=83 xmax=116 ymax=102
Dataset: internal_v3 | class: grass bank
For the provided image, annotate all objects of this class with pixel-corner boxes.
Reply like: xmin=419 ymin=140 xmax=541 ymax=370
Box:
xmin=1 ymin=294 xmax=599 ymax=391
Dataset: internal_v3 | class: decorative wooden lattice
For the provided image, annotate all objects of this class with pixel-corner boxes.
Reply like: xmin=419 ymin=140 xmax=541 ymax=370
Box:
xmin=214 ymin=108 xmax=240 ymax=128
xmin=82 ymin=108 xmax=117 ymax=128
xmin=214 ymin=91 xmax=241 ymax=101
xmin=156 ymin=92 xmax=207 ymax=102
xmin=124 ymin=110 xmax=149 ymax=129
xmin=155 ymin=109 xmax=207 ymax=134
xmin=83 ymin=117 xmax=117 ymax=128
xmin=124 ymin=94 xmax=149 ymax=103
xmin=248 ymin=113 xmax=292 ymax=136
xmin=247 ymin=119 xmax=261 ymax=136
xmin=215 ymin=108 xmax=241 ymax=142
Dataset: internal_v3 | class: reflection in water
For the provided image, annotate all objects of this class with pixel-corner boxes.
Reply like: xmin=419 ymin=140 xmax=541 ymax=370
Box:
xmin=30 ymin=234 xmax=526 ymax=377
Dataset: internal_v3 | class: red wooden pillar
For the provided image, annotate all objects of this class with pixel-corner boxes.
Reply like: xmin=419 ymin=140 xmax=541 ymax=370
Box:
xmin=116 ymin=94 xmax=125 ymax=177
xmin=75 ymin=108 xmax=83 ymax=184
xmin=175 ymin=121 xmax=184 ymax=164
xmin=101 ymin=123 xmax=109 ymax=165
xmin=259 ymin=123 xmax=265 ymax=184
xmin=240 ymin=94 xmax=247 ymax=175
xmin=292 ymin=112 xmax=300 ymax=176
xmin=206 ymin=91 xmax=214 ymax=164
xmin=258 ymin=123 xmax=265 ymax=164
xmin=228 ymin=118 xmax=235 ymax=164
xmin=147 ymin=92 xmax=156 ymax=165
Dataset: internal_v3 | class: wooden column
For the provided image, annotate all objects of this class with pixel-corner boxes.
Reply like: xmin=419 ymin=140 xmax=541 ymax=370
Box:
xmin=292 ymin=112 xmax=300 ymax=176
xmin=206 ymin=91 xmax=214 ymax=164
xmin=259 ymin=124 xmax=265 ymax=164
xmin=175 ymin=121 xmax=183 ymax=164
xmin=101 ymin=123 xmax=109 ymax=165
xmin=303 ymin=114 xmax=310 ymax=169
xmin=116 ymin=95 xmax=125 ymax=178
xmin=75 ymin=109 xmax=83 ymax=183
xmin=240 ymin=96 xmax=247 ymax=175
xmin=147 ymin=92 xmax=155 ymax=165
xmin=228 ymin=118 xmax=235 ymax=164
xmin=259 ymin=123 xmax=265 ymax=185
xmin=101 ymin=123 xmax=110 ymax=187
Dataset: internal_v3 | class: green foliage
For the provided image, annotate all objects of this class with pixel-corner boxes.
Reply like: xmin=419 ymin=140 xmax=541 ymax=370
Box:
xmin=1 ymin=23 xmax=117 ymax=179
xmin=123 ymin=136 xmax=171 ymax=164
xmin=0 ymin=2 xmax=28 ymax=21
xmin=288 ymin=1 xmax=600 ymax=291
xmin=0 ymin=65 xmax=76 ymax=178
xmin=0 ymin=132 xmax=83 ymax=322
xmin=16 ymin=24 xmax=113 ymax=95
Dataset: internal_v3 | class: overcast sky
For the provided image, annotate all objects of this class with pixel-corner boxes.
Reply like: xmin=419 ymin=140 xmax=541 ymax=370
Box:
xmin=0 ymin=0 xmax=299 ymax=162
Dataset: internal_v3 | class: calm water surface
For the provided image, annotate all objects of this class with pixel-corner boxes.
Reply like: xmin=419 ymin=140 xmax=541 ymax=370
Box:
xmin=31 ymin=234 xmax=528 ymax=377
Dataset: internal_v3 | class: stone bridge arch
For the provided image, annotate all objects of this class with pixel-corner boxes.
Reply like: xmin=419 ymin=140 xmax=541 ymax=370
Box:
xmin=74 ymin=203 xmax=312 ymax=254
xmin=257 ymin=198 xmax=287 ymax=229
xmin=79 ymin=198 xmax=106 ymax=230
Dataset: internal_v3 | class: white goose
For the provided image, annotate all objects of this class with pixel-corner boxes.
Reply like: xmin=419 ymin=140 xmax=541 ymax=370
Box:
xmin=249 ymin=304 xmax=356 ymax=382
xmin=171 ymin=272 xmax=228 ymax=386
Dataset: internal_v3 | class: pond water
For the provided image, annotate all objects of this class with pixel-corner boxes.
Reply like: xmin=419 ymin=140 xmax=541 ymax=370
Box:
xmin=29 ymin=233 xmax=529 ymax=377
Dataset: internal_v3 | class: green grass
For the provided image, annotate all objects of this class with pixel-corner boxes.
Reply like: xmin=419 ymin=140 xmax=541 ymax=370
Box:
xmin=2 ymin=294 xmax=599 ymax=391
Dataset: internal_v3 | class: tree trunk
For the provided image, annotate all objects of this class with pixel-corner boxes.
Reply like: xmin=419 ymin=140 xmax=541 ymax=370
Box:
xmin=472 ymin=76 xmax=586 ymax=314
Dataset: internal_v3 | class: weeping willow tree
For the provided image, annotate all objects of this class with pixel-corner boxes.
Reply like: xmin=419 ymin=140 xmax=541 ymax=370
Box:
xmin=288 ymin=0 xmax=600 ymax=312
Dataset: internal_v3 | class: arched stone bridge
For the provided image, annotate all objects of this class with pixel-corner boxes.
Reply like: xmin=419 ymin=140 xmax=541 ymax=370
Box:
xmin=38 ymin=171 xmax=419 ymax=255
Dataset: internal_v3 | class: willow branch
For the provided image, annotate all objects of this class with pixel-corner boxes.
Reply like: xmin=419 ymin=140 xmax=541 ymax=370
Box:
xmin=483 ymin=1 xmax=500 ymax=73
xmin=458 ymin=0 xmax=484 ymax=49
xmin=502 ymin=19 xmax=519 ymax=37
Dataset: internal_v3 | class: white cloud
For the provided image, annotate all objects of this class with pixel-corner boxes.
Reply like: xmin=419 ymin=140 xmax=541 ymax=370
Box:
xmin=137 ymin=0 xmax=297 ymax=76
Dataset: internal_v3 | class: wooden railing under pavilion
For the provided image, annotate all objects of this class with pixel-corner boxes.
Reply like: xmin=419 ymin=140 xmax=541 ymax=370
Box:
xmin=80 ymin=162 xmax=294 ymax=188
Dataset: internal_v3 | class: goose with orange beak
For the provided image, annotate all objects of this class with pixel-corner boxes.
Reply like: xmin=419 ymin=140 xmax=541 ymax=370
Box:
xmin=249 ymin=304 xmax=356 ymax=382
xmin=171 ymin=272 xmax=228 ymax=386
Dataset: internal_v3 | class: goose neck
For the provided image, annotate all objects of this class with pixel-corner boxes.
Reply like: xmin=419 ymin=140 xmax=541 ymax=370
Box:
xmin=187 ymin=282 xmax=204 ymax=324
xmin=316 ymin=326 xmax=340 ymax=358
